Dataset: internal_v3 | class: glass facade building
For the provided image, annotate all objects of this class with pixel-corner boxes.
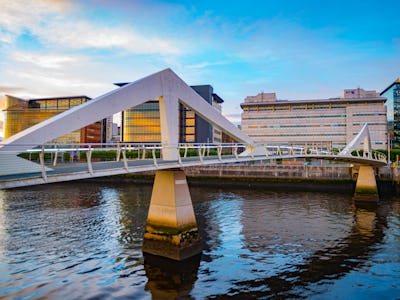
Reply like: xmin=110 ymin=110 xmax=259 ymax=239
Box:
xmin=118 ymin=84 xmax=224 ymax=143
xmin=122 ymin=100 xmax=161 ymax=142
xmin=3 ymin=95 xmax=106 ymax=144
xmin=381 ymin=78 xmax=400 ymax=148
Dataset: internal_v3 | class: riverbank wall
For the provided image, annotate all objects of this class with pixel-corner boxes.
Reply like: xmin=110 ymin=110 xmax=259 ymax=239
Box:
xmin=92 ymin=163 xmax=396 ymax=196
xmin=184 ymin=164 xmax=395 ymax=195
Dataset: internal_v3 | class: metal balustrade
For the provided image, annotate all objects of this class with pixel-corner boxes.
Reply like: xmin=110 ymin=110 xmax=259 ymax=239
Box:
xmin=8 ymin=142 xmax=387 ymax=167
xmin=0 ymin=141 xmax=387 ymax=189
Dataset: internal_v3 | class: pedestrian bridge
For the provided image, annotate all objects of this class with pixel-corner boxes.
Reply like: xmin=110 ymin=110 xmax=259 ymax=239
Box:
xmin=0 ymin=140 xmax=387 ymax=189
xmin=0 ymin=68 xmax=387 ymax=189
xmin=0 ymin=68 xmax=388 ymax=260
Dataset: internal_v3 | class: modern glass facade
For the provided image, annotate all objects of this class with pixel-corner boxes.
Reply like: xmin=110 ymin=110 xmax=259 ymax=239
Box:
xmin=179 ymin=104 xmax=196 ymax=143
xmin=122 ymin=101 xmax=161 ymax=142
xmin=121 ymin=101 xmax=198 ymax=143
xmin=3 ymin=96 xmax=105 ymax=144
xmin=381 ymin=78 xmax=400 ymax=148
xmin=119 ymin=84 xmax=224 ymax=144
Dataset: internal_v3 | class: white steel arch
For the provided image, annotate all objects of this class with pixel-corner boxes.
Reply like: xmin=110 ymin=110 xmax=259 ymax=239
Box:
xmin=0 ymin=69 xmax=254 ymax=175
xmin=339 ymin=123 xmax=371 ymax=156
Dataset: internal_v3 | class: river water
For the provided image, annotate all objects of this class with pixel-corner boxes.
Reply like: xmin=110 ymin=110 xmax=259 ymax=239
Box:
xmin=0 ymin=181 xmax=399 ymax=299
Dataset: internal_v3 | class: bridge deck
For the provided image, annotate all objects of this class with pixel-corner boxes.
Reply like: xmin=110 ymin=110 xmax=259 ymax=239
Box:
xmin=0 ymin=153 xmax=386 ymax=189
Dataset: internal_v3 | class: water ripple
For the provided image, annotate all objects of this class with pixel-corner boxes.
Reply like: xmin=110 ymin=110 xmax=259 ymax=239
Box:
xmin=0 ymin=182 xmax=399 ymax=299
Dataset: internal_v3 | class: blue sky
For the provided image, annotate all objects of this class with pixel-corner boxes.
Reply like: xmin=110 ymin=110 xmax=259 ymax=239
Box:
xmin=1 ymin=0 xmax=399 ymax=123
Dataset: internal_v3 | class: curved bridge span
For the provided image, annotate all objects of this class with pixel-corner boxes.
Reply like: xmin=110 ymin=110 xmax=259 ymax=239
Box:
xmin=0 ymin=142 xmax=387 ymax=189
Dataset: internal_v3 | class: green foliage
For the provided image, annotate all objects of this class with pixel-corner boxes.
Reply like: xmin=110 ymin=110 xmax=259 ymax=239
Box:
xmin=378 ymin=149 xmax=400 ymax=162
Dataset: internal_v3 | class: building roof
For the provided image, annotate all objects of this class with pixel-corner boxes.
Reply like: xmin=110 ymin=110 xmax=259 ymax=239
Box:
xmin=114 ymin=82 xmax=129 ymax=87
xmin=240 ymin=96 xmax=387 ymax=108
xmin=380 ymin=77 xmax=400 ymax=95
xmin=212 ymin=93 xmax=224 ymax=103
xmin=3 ymin=95 xmax=92 ymax=111
xmin=3 ymin=102 xmax=28 ymax=111
xmin=28 ymin=95 xmax=91 ymax=101
xmin=114 ymin=82 xmax=225 ymax=103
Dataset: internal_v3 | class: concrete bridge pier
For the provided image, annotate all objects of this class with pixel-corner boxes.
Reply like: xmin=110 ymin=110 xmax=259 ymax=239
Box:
xmin=353 ymin=165 xmax=379 ymax=202
xmin=142 ymin=169 xmax=202 ymax=261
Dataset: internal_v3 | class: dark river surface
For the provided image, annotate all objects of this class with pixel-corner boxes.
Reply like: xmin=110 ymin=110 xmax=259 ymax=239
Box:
xmin=0 ymin=180 xmax=399 ymax=299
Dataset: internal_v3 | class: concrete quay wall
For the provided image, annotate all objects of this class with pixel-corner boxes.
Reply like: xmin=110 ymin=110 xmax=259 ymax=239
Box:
xmin=182 ymin=164 xmax=394 ymax=194
xmin=184 ymin=164 xmax=353 ymax=180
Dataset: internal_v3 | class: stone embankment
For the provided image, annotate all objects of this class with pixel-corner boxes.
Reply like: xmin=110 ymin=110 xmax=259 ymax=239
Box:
xmin=182 ymin=163 xmax=395 ymax=194
xmin=104 ymin=163 xmax=393 ymax=194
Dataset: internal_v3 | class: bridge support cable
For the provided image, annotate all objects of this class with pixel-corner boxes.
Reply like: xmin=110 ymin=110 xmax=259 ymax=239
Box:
xmin=142 ymin=170 xmax=202 ymax=260
xmin=39 ymin=146 xmax=47 ymax=181
xmin=233 ymin=145 xmax=239 ymax=159
xmin=340 ymin=123 xmax=372 ymax=156
xmin=217 ymin=145 xmax=222 ymax=161
xmin=116 ymin=144 xmax=121 ymax=162
xmin=152 ymin=148 xmax=158 ymax=167
xmin=86 ymin=148 xmax=93 ymax=174
xmin=177 ymin=147 xmax=183 ymax=165
xmin=52 ymin=150 xmax=58 ymax=167
xmin=142 ymin=147 xmax=146 ymax=160
xmin=122 ymin=149 xmax=128 ymax=171
xmin=264 ymin=147 xmax=268 ymax=158
xmin=198 ymin=147 xmax=203 ymax=163
xmin=136 ymin=147 xmax=140 ymax=161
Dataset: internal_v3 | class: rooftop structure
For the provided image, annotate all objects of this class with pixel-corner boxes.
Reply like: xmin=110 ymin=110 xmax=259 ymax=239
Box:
xmin=342 ymin=88 xmax=380 ymax=99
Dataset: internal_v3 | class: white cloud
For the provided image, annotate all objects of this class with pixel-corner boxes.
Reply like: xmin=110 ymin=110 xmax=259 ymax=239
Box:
xmin=5 ymin=67 xmax=112 ymax=99
xmin=10 ymin=51 xmax=78 ymax=69
xmin=2 ymin=50 xmax=115 ymax=99
xmin=0 ymin=29 xmax=14 ymax=44
xmin=35 ymin=21 xmax=181 ymax=54
xmin=0 ymin=0 xmax=71 ymax=35
xmin=187 ymin=60 xmax=230 ymax=70
xmin=0 ymin=0 xmax=182 ymax=55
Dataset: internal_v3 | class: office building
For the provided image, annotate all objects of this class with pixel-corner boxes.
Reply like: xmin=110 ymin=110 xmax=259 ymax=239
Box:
xmin=116 ymin=83 xmax=224 ymax=143
xmin=381 ymin=77 xmax=400 ymax=148
xmin=3 ymin=95 xmax=107 ymax=144
xmin=241 ymin=88 xmax=387 ymax=150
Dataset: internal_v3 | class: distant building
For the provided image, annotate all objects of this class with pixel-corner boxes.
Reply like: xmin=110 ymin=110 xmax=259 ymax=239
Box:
xmin=3 ymin=95 xmax=107 ymax=144
xmin=241 ymin=88 xmax=387 ymax=150
xmin=116 ymin=83 xmax=224 ymax=143
xmin=381 ymin=78 xmax=400 ymax=148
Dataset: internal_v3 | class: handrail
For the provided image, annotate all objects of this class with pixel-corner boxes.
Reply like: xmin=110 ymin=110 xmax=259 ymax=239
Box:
xmin=9 ymin=142 xmax=386 ymax=164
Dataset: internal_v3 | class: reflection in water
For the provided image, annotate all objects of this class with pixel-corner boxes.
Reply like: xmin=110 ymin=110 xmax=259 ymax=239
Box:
xmin=144 ymin=253 xmax=201 ymax=299
xmin=0 ymin=191 xmax=6 ymax=257
xmin=0 ymin=182 xmax=399 ymax=299
xmin=205 ymin=197 xmax=389 ymax=299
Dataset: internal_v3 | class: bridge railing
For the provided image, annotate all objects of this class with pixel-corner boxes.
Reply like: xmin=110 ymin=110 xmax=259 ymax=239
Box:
xmin=251 ymin=144 xmax=387 ymax=164
xmin=12 ymin=142 xmax=249 ymax=168
xmin=1 ymin=142 xmax=387 ymax=178
xmin=348 ymin=149 xmax=387 ymax=162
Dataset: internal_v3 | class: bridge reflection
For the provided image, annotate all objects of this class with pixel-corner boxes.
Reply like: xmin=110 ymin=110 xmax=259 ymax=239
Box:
xmin=203 ymin=197 xmax=387 ymax=298
xmin=0 ymin=183 xmax=393 ymax=299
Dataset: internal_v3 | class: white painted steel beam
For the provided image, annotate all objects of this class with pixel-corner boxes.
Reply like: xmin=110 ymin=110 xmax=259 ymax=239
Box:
xmin=340 ymin=123 xmax=371 ymax=156
xmin=0 ymin=68 xmax=254 ymax=175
